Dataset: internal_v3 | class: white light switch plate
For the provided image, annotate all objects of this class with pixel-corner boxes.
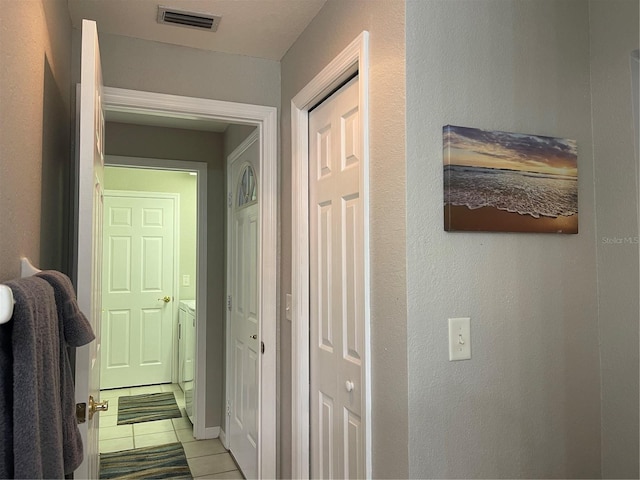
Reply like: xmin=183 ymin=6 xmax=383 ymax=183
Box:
xmin=182 ymin=274 xmax=190 ymax=287
xmin=449 ymin=317 xmax=471 ymax=361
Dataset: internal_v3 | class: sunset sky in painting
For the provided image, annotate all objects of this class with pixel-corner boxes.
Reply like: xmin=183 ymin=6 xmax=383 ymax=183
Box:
xmin=444 ymin=125 xmax=578 ymax=177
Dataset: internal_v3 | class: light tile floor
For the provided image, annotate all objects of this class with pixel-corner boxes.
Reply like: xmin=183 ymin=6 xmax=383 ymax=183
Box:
xmin=99 ymin=383 xmax=243 ymax=479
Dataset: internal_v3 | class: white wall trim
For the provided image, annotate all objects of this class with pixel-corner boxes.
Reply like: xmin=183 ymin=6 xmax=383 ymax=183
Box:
xmin=204 ymin=426 xmax=221 ymax=439
xmin=224 ymin=128 xmax=260 ymax=461
xmin=290 ymin=31 xmax=371 ymax=479
xmin=219 ymin=427 xmax=227 ymax=448
xmin=102 ymin=89 xmax=277 ymax=479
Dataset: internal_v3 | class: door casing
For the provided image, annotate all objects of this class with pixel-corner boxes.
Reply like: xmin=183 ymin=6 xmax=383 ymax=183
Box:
xmin=101 ymin=89 xmax=278 ymax=478
xmin=290 ymin=31 xmax=371 ymax=479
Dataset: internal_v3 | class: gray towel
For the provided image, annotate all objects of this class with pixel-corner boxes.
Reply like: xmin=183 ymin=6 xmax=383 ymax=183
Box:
xmin=36 ymin=270 xmax=95 ymax=475
xmin=1 ymin=276 xmax=65 ymax=479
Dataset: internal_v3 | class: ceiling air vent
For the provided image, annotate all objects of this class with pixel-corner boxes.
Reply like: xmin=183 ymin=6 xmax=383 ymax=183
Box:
xmin=157 ymin=6 xmax=221 ymax=32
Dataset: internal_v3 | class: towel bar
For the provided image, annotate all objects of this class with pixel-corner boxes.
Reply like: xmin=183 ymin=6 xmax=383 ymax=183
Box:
xmin=0 ymin=258 xmax=42 ymax=324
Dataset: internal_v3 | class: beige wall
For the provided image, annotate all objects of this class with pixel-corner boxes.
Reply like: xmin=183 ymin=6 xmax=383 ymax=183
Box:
xmin=0 ymin=0 xmax=72 ymax=280
xmin=281 ymin=1 xmax=408 ymax=477
xmin=105 ymin=122 xmax=226 ymax=429
xmin=72 ymin=30 xmax=281 ymax=109
xmin=406 ymin=0 xmax=601 ymax=477
xmin=589 ymin=1 xmax=640 ymax=477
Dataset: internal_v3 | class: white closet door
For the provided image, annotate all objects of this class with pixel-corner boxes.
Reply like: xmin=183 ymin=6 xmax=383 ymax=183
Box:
xmin=309 ymin=76 xmax=364 ymax=479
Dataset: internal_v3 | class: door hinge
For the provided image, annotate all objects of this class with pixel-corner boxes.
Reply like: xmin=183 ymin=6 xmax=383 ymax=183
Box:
xmin=226 ymin=401 xmax=231 ymax=416
xmin=261 ymin=341 xmax=265 ymax=354
xmin=227 ymin=192 xmax=233 ymax=208
xmin=227 ymin=295 xmax=232 ymax=311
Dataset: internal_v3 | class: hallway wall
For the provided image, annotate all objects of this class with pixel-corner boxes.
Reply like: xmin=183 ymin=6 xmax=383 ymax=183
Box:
xmin=589 ymin=1 xmax=640 ymax=477
xmin=406 ymin=1 xmax=600 ymax=477
xmin=0 ymin=0 xmax=72 ymax=280
xmin=72 ymin=31 xmax=280 ymax=109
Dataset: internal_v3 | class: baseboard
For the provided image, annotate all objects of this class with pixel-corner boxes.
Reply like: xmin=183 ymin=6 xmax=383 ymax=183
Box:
xmin=219 ymin=427 xmax=227 ymax=447
xmin=203 ymin=426 xmax=220 ymax=439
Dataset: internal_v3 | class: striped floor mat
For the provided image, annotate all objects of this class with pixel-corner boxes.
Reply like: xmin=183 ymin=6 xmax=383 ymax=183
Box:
xmin=99 ymin=443 xmax=192 ymax=479
xmin=117 ymin=392 xmax=182 ymax=425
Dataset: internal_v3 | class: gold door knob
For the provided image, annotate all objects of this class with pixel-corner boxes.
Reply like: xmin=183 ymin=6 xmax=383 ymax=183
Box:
xmin=158 ymin=296 xmax=171 ymax=303
xmin=250 ymin=334 xmax=257 ymax=339
xmin=88 ymin=395 xmax=109 ymax=420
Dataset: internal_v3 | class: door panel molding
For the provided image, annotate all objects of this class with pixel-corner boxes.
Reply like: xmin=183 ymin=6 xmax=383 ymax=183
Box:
xmin=291 ymin=31 xmax=371 ymax=479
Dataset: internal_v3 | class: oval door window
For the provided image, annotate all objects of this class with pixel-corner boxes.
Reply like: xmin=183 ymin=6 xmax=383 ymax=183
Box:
xmin=237 ymin=165 xmax=257 ymax=208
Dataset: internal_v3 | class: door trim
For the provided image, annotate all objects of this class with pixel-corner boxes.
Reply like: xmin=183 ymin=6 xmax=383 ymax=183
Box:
xmin=102 ymin=189 xmax=180 ymax=389
xmin=224 ymin=127 xmax=260 ymax=451
xmin=290 ymin=31 xmax=371 ymax=479
xmin=101 ymin=88 xmax=277 ymax=479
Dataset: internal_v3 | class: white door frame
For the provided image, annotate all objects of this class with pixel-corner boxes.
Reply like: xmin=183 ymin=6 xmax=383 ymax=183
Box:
xmin=105 ymin=156 xmax=207 ymax=411
xmin=101 ymin=89 xmax=277 ymax=478
xmin=102 ymin=189 xmax=180 ymax=389
xmin=290 ymin=32 xmax=371 ymax=479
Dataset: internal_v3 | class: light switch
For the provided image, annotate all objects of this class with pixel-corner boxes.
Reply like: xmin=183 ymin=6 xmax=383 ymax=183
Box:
xmin=182 ymin=275 xmax=190 ymax=287
xmin=448 ymin=317 xmax=471 ymax=361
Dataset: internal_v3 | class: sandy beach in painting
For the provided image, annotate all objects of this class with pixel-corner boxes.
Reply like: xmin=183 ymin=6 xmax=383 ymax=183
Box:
xmin=443 ymin=125 xmax=578 ymax=234
xmin=445 ymin=204 xmax=578 ymax=233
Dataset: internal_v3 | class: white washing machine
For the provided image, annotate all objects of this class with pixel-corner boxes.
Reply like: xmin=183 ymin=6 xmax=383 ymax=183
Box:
xmin=178 ymin=300 xmax=196 ymax=422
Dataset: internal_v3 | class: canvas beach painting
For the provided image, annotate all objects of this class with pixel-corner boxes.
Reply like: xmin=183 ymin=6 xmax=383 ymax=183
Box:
xmin=443 ymin=125 xmax=578 ymax=233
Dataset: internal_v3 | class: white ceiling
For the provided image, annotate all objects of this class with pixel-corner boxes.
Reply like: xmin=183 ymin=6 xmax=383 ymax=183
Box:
xmin=71 ymin=0 xmax=327 ymax=132
xmin=67 ymin=0 xmax=327 ymax=61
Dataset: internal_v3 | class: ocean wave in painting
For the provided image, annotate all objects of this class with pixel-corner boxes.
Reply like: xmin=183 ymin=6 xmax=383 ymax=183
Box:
xmin=444 ymin=165 xmax=578 ymax=218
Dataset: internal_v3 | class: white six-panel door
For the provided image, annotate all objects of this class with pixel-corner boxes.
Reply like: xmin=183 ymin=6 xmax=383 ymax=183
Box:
xmin=75 ymin=19 xmax=104 ymax=480
xmin=228 ymin=136 xmax=260 ymax=479
xmin=101 ymin=192 xmax=176 ymax=389
xmin=309 ymin=76 xmax=364 ymax=479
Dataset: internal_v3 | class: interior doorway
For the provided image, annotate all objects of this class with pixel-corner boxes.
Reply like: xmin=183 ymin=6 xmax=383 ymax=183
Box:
xmin=100 ymin=157 xmax=207 ymax=443
xmin=75 ymin=21 xmax=277 ymax=478
xmin=99 ymin=86 xmax=277 ymax=478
